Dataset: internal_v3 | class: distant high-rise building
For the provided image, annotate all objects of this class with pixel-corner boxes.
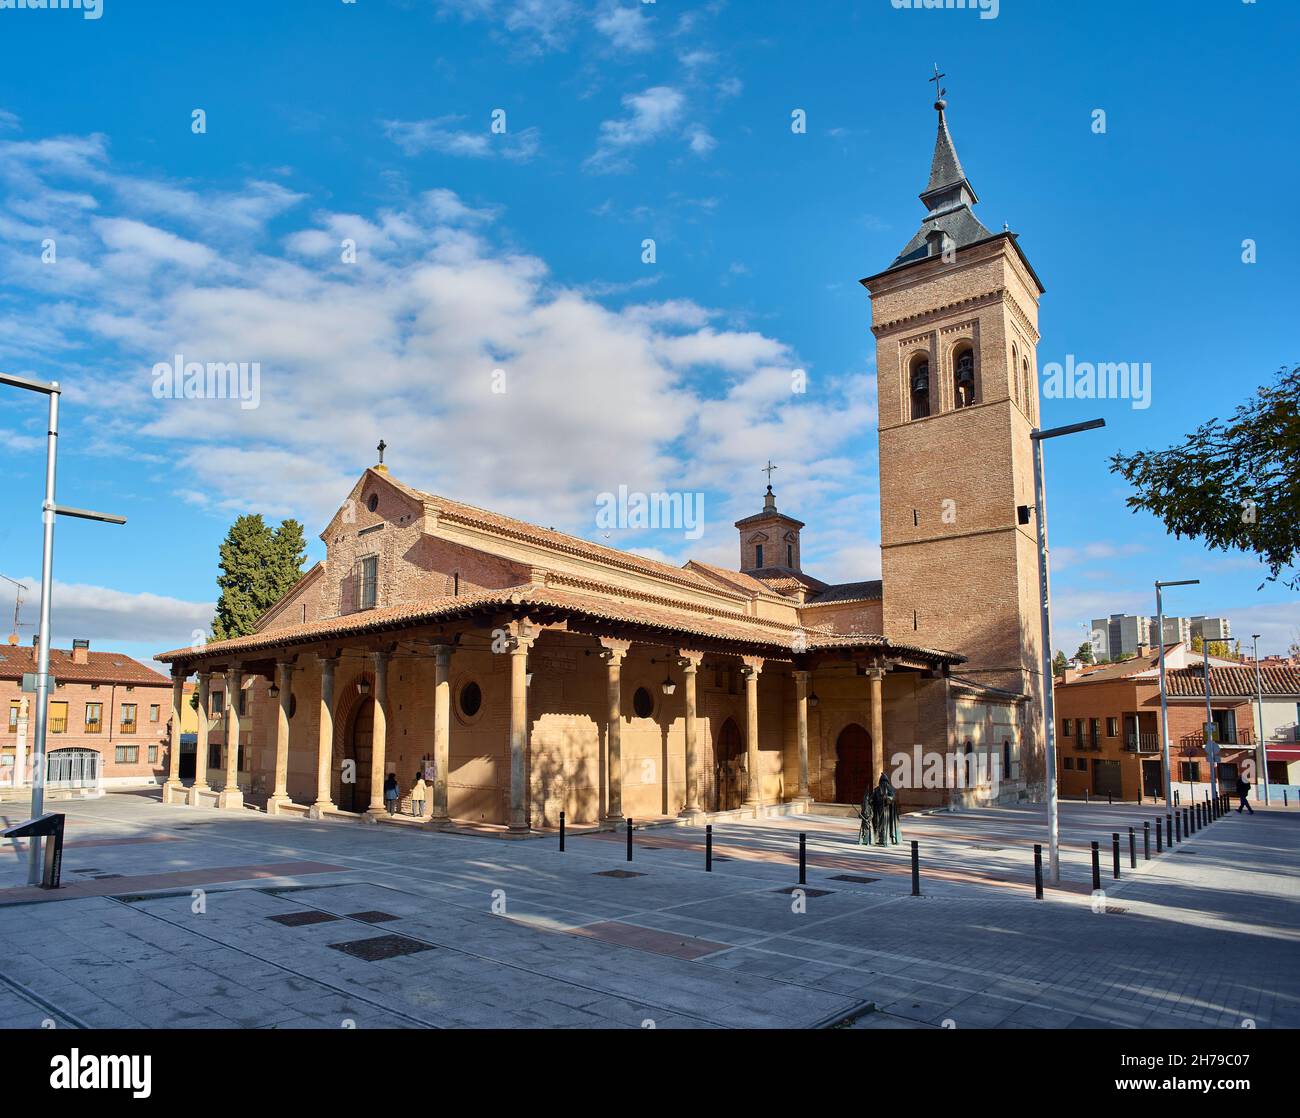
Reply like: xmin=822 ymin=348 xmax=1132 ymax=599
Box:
xmin=1189 ymin=616 xmax=1232 ymax=643
xmin=1090 ymin=613 xmax=1151 ymax=660
xmin=1149 ymin=615 xmax=1192 ymax=646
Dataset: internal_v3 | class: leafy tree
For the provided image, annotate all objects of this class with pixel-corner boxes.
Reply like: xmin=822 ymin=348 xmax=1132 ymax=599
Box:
xmin=211 ymin=515 xmax=307 ymax=641
xmin=1109 ymin=364 xmax=1299 ymax=588
xmin=1074 ymin=642 xmax=1095 ymax=665
xmin=1052 ymin=650 xmax=1068 ymax=677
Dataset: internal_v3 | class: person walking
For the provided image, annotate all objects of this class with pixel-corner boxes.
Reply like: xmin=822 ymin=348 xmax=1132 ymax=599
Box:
xmin=411 ymin=771 xmax=427 ymax=819
xmin=383 ymin=772 xmax=400 ymax=815
xmin=1237 ymin=772 xmax=1255 ymax=814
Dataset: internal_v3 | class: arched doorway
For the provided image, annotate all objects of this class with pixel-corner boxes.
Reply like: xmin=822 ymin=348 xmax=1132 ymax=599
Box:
xmin=46 ymin=747 xmax=101 ymax=792
xmin=714 ymin=718 xmax=744 ymax=811
xmin=341 ymin=697 xmax=374 ymax=813
xmin=835 ymin=723 xmax=873 ymax=806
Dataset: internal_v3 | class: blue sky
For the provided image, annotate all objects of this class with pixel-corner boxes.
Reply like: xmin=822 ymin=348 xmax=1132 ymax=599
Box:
xmin=0 ymin=0 xmax=1296 ymax=668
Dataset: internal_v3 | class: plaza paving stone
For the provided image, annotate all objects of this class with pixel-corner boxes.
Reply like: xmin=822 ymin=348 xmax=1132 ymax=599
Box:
xmin=0 ymin=791 xmax=1294 ymax=1028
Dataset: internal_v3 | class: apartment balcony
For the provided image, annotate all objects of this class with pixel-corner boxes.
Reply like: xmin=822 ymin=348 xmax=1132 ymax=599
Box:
xmin=119 ymin=721 xmax=137 ymax=735
xmin=48 ymin=716 xmax=67 ymax=734
xmin=1124 ymin=733 xmax=1160 ymax=754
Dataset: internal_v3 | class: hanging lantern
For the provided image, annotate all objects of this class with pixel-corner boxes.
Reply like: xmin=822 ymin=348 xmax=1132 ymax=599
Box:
xmin=808 ymin=690 xmax=820 ymax=708
xmin=661 ymin=674 xmax=677 ymax=696
xmin=357 ymin=677 xmax=371 ymax=696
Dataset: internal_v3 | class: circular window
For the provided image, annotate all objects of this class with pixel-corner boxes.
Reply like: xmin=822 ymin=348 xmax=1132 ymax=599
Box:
xmin=366 ymin=493 xmax=379 ymax=512
xmin=459 ymin=681 xmax=482 ymax=719
xmin=632 ymin=687 xmax=654 ymax=719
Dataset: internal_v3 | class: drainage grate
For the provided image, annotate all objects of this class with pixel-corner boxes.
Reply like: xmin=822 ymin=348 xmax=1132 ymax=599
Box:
xmin=1104 ymin=907 xmax=1128 ymax=914
xmin=773 ymin=885 xmax=833 ymax=897
xmin=710 ymin=856 xmax=733 ymax=862
xmin=328 ymin=934 xmax=435 ymax=961
xmin=593 ymin=869 xmax=646 ymax=878
xmin=972 ymin=845 xmax=1005 ymax=852
xmin=70 ymin=868 xmax=101 ymax=874
xmin=346 ymin=910 xmax=401 ymax=924
xmin=830 ymin=874 xmax=880 ymax=885
xmin=1177 ymin=849 xmax=1198 ymax=854
xmin=267 ymin=911 xmax=341 ymax=927
xmin=91 ymin=874 xmax=124 ymax=880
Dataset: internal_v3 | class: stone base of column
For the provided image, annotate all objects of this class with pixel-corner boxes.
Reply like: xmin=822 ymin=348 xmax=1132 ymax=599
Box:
xmin=264 ymin=794 xmax=292 ymax=816
xmin=361 ymin=808 xmax=385 ymax=824
xmin=162 ymin=781 xmax=187 ymax=805
xmin=187 ymin=784 xmax=210 ymax=807
xmin=677 ymin=807 xmax=707 ymax=822
xmin=307 ymin=800 xmax=335 ymax=820
xmin=216 ymin=788 xmax=244 ymax=811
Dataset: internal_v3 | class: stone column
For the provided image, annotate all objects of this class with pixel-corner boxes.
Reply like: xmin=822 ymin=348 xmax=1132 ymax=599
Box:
xmin=869 ymin=666 xmax=886 ymax=785
xmin=366 ymin=651 xmax=390 ymax=820
xmin=742 ymin=657 xmax=765 ymax=808
xmin=678 ymin=652 xmax=704 ymax=816
xmin=310 ymin=655 xmax=338 ymax=818
xmin=793 ymin=670 xmax=812 ymax=802
xmin=599 ymin=639 xmax=631 ymax=822
xmin=164 ymin=668 xmax=185 ymax=802
xmin=430 ymin=644 xmax=453 ymax=822
xmin=508 ymin=633 xmax=534 ymax=832
xmin=217 ymin=667 xmax=244 ymax=810
xmin=266 ymin=661 xmax=293 ymax=815
xmin=189 ymin=672 xmax=211 ymax=804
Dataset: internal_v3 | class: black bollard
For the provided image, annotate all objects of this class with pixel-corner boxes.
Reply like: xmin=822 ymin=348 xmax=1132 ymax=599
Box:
xmin=705 ymin=823 xmax=713 ymax=872
xmin=911 ymin=840 xmax=920 ymax=897
xmin=1166 ymin=813 xmax=1172 ymax=847
xmin=1091 ymin=841 xmax=1101 ymax=891
xmin=1175 ymin=810 xmax=1181 ymax=842
xmin=626 ymin=818 xmax=633 ymax=862
xmin=798 ymin=832 xmax=807 ymax=886
xmin=1112 ymin=832 xmax=1120 ymax=879
xmin=1143 ymin=820 xmax=1150 ymax=860
xmin=1034 ymin=843 xmax=1043 ymax=900
xmin=1156 ymin=818 xmax=1163 ymax=853
xmin=1129 ymin=827 xmax=1136 ymax=869
xmin=1284 ymin=789 xmax=1289 ymax=807
xmin=1085 ymin=789 xmax=1090 ymax=805
xmin=559 ymin=810 xmax=566 ymax=852
xmin=1108 ymin=792 xmax=1113 ymax=806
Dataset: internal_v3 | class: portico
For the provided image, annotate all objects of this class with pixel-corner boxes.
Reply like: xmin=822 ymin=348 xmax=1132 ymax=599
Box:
xmin=156 ymin=463 xmax=1000 ymax=831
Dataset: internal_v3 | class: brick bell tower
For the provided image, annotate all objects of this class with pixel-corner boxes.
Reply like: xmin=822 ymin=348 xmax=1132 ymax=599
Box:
xmin=860 ymin=82 xmax=1047 ymax=790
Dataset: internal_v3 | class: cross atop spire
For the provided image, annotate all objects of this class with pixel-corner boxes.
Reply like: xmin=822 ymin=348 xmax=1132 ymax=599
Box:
xmin=761 ymin=460 xmax=778 ymax=483
xmin=377 ymin=439 xmax=387 ymax=465
xmin=929 ymin=63 xmax=946 ymax=107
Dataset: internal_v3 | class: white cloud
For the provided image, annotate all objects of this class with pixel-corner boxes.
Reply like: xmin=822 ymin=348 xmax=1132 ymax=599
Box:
xmin=10 ymin=577 xmax=212 ymax=650
xmin=0 ymin=122 xmax=881 ymax=601
xmin=383 ymin=116 xmax=540 ymax=161
xmin=585 ymin=85 xmax=685 ymax=173
xmin=595 ymin=2 xmax=654 ymax=53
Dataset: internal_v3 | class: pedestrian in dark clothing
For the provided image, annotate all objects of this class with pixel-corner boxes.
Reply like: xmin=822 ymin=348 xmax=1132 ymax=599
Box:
xmin=1237 ymin=774 xmax=1254 ymax=814
xmin=383 ymin=773 xmax=400 ymax=815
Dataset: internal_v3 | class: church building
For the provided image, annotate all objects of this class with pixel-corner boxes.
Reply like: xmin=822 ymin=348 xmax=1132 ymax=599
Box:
xmin=157 ymin=92 xmax=1047 ymax=829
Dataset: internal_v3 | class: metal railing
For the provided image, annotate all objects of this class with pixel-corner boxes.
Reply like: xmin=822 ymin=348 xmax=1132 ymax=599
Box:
xmin=119 ymin=720 xmax=137 ymax=735
xmin=1124 ymin=733 xmax=1160 ymax=753
xmin=47 ymin=715 xmax=67 ymax=734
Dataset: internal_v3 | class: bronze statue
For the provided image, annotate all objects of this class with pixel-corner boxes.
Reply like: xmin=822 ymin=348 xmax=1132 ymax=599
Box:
xmin=870 ymin=773 xmax=901 ymax=846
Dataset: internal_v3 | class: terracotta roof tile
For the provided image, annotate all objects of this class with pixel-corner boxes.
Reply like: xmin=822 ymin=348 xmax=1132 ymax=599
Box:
xmin=0 ymin=644 xmax=171 ymax=686
xmin=1166 ymin=666 xmax=1300 ymax=698
xmin=156 ymin=584 xmax=962 ymax=666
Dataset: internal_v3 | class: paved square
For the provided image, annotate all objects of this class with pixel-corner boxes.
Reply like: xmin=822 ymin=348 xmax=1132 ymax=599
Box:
xmin=0 ymin=793 xmax=1295 ymax=1029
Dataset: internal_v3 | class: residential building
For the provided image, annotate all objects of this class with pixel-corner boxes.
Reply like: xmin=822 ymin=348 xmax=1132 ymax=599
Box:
xmin=1054 ymin=643 xmax=1249 ymax=802
xmin=1090 ymin=613 xmax=1151 ymax=661
xmin=1 ymin=638 xmax=173 ymax=794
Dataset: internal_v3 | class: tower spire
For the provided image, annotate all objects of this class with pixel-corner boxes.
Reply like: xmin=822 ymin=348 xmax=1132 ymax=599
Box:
xmin=884 ymin=70 xmax=992 ymax=270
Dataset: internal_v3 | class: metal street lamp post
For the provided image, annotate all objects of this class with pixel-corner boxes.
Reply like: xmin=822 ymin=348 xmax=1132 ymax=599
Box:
xmin=0 ymin=372 xmax=126 ymax=884
xmin=1155 ymin=578 xmax=1199 ymax=809
xmin=1252 ymin=634 xmax=1270 ymax=805
xmin=1031 ymin=416 xmax=1105 ymax=885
